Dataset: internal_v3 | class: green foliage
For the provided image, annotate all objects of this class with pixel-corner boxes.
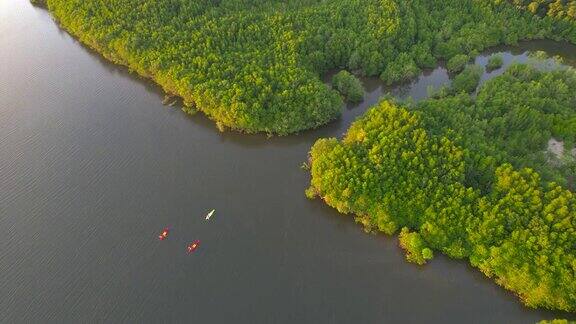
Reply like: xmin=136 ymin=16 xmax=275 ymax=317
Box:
xmin=451 ymin=64 xmax=483 ymax=93
xmin=447 ymin=54 xmax=470 ymax=73
xmin=538 ymin=320 xmax=576 ymax=324
xmin=381 ymin=53 xmax=421 ymax=85
xmin=508 ymin=0 xmax=576 ymax=21
xmin=45 ymin=0 xmax=575 ymax=134
xmin=308 ymin=64 xmax=576 ymax=312
xmin=419 ymin=64 xmax=576 ymax=190
xmin=399 ymin=228 xmax=434 ymax=265
xmin=332 ymin=71 xmax=364 ymax=103
xmin=304 ymin=186 xmax=317 ymax=199
xmin=487 ymin=53 xmax=504 ymax=70
xmin=505 ymin=0 xmax=576 ymax=42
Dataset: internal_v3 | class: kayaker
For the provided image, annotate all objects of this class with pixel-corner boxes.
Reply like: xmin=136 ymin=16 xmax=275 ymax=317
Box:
xmin=158 ymin=228 xmax=169 ymax=240
xmin=187 ymin=240 xmax=200 ymax=253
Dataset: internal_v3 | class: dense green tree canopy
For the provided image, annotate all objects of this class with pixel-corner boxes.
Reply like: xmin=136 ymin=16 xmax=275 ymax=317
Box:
xmin=538 ymin=320 xmax=576 ymax=324
xmin=332 ymin=71 xmax=364 ymax=103
xmin=45 ymin=0 xmax=576 ymax=134
xmin=487 ymin=53 xmax=504 ymax=70
xmin=447 ymin=54 xmax=471 ymax=73
xmin=450 ymin=64 xmax=483 ymax=93
xmin=509 ymin=0 xmax=576 ymax=20
xmin=307 ymin=64 xmax=576 ymax=312
xmin=420 ymin=63 xmax=576 ymax=190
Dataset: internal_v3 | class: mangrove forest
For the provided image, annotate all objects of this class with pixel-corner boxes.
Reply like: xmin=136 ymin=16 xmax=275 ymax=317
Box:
xmin=307 ymin=63 xmax=576 ymax=312
xmin=44 ymin=0 xmax=575 ymax=134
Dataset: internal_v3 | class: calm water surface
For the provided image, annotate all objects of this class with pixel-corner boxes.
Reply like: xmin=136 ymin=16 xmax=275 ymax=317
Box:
xmin=1 ymin=1 xmax=575 ymax=322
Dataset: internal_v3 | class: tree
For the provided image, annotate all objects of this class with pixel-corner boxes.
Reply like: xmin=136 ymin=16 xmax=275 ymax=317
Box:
xmin=308 ymin=63 xmax=576 ymax=312
xmin=451 ymin=65 xmax=483 ymax=93
xmin=487 ymin=54 xmax=504 ymax=71
xmin=332 ymin=70 xmax=365 ymax=103
xmin=447 ymin=54 xmax=470 ymax=73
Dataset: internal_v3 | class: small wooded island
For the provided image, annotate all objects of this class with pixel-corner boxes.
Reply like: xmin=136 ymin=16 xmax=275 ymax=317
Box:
xmin=39 ymin=0 xmax=576 ymax=315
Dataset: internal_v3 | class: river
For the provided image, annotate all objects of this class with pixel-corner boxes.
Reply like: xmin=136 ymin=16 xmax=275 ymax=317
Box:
xmin=1 ymin=1 xmax=575 ymax=322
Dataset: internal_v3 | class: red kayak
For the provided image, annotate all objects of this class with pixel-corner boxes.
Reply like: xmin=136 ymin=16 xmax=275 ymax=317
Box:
xmin=158 ymin=228 xmax=170 ymax=240
xmin=187 ymin=240 xmax=200 ymax=253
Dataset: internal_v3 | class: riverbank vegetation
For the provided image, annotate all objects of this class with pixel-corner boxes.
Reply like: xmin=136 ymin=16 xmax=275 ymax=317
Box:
xmin=447 ymin=54 xmax=471 ymax=73
xmin=29 ymin=0 xmax=45 ymax=6
xmin=487 ymin=54 xmax=504 ymax=70
xmin=332 ymin=71 xmax=364 ymax=103
xmin=307 ymin=63 xmax=576 ymax=312
xmin=450 ymin=64 xmax=483 ymax=93
xmin=43 ymin=0 xmax=576 ymax=134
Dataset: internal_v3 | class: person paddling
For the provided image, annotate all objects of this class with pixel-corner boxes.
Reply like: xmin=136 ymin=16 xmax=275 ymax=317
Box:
xmin=158 ymin=227 xmax=170 ymax=240
xmin=187 ymin=240 xmax=200 ymax=253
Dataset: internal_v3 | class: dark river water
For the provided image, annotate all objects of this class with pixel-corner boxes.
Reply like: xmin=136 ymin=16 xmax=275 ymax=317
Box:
xmin=1 ymin=1 xmax=575 ymax=323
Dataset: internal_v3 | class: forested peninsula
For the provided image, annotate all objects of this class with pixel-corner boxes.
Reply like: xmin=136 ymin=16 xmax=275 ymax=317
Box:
xmin=43 ymin=0 xmax=575 ymax=134
xmin=306 ymin=63 xmax=576 ymax=312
